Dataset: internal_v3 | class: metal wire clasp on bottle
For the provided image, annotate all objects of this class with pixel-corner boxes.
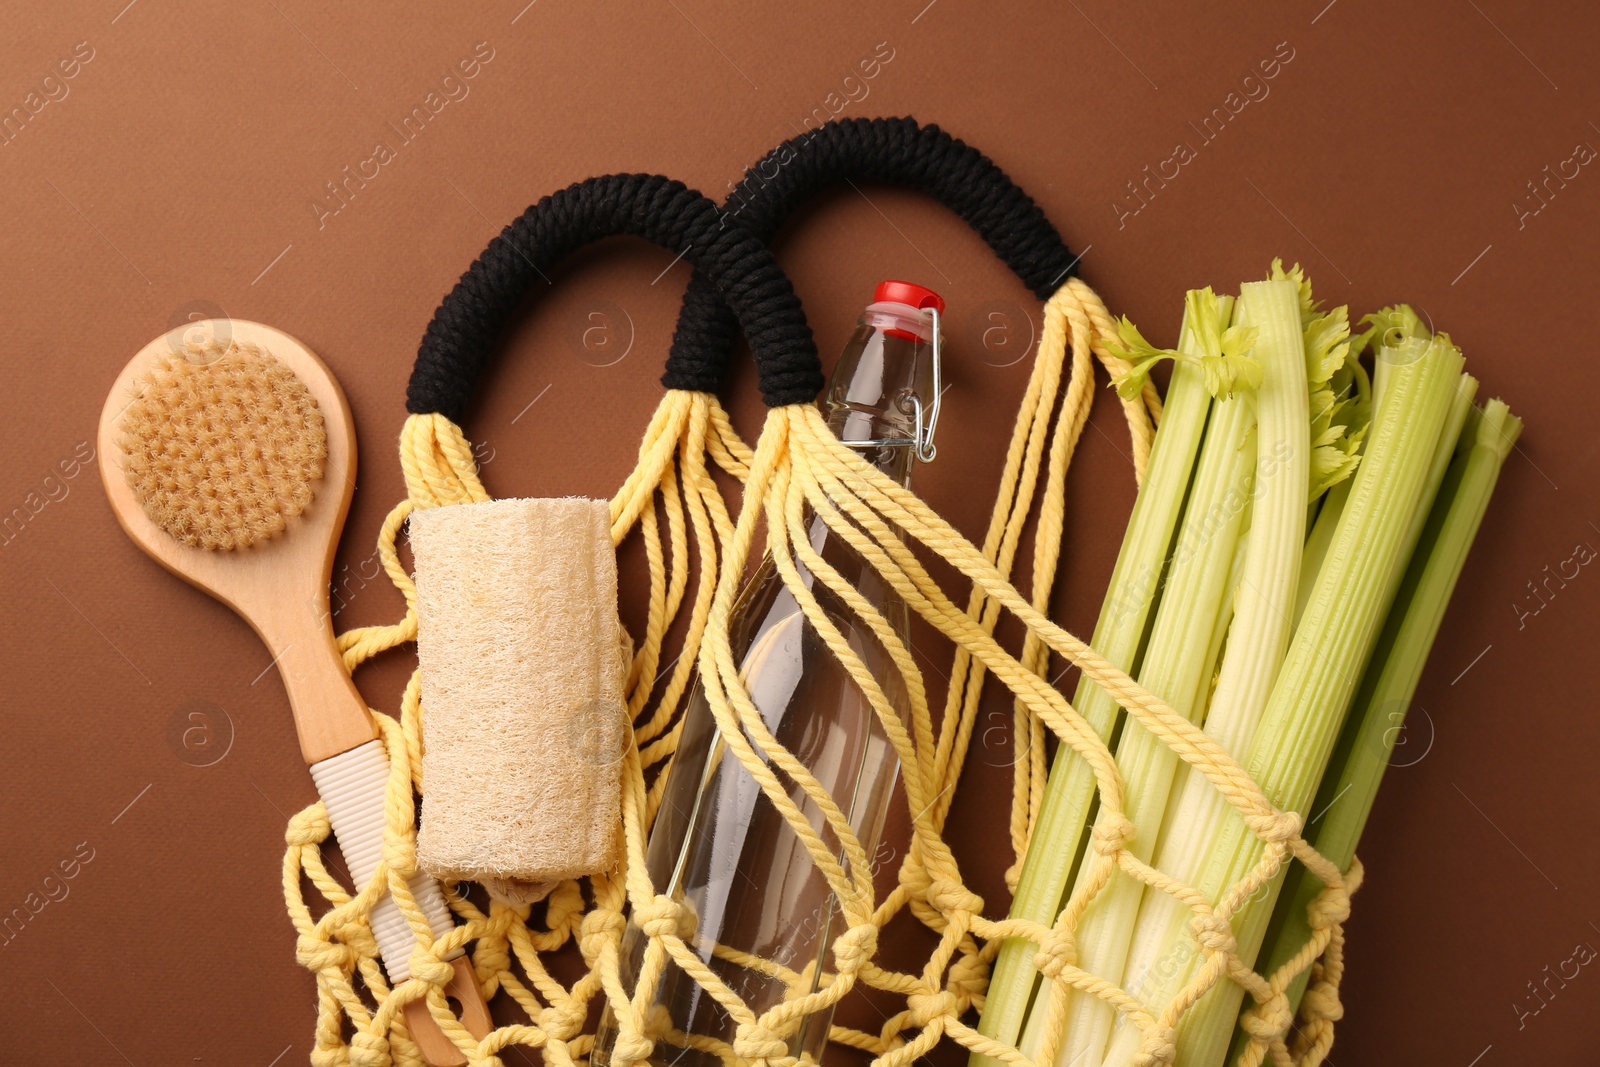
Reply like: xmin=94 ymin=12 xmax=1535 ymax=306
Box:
xmin=852 ymin=305 xmax=942 ymax=463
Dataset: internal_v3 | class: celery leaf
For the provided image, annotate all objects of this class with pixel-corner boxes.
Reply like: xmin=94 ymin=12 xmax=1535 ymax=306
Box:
xmin=1110 ymin=287 xmax=1262 ymax=400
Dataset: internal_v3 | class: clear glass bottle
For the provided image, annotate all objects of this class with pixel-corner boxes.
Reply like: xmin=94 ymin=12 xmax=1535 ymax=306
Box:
xmin=592 ymin=281 xmax=945 ymax=1067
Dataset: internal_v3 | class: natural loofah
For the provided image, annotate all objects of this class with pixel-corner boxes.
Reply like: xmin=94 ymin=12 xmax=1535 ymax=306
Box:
xmin=117 ymin=340 xmax=326 ymax=550
xmin=411 ymin=496 xmax=631 ymax=905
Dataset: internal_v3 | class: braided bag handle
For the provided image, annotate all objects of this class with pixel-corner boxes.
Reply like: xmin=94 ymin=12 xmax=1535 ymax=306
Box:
xmin=405 ymin=172 xmax=822 ymax=422
xmin=663 ymin=115 xmax=1080 ymax=395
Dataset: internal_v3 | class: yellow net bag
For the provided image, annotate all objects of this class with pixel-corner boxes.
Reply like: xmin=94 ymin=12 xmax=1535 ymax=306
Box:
xmin=282 ymin=124 xmax=1362 ymax=1067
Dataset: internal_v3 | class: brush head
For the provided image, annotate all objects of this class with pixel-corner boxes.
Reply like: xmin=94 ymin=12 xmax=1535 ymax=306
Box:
xmin=99 ymin=319 xmax=367 ymax=762
xmin=116 ymin=339 xmax=328 ymax=551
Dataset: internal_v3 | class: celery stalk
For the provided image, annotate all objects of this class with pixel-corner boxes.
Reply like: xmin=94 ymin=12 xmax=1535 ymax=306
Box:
xmin=1031 ymin=393 xmax=1255 ymax=1066
xmin=1139 ymin=328 xmax=1466 ymax=1067
xmin=1195 ymin=277 xmax=1315 ymax=794
xmin=1041 ymin=279 xmax=1306 ymax=1067
xmin=1292 ymin=324 xmax=1376 ymax=623
xmin=1116 ymin=281 xmax=1351 ymax=1029
xmin=970 ymin=294 xmax=1228 ymax=1067
xmin=1198 ymin=526 xmax=1253 ymax=719
xmin=1293 ymin=369 xmax=1469 ymax=630
xmin=1402 ymin=374 xmax=1478 ymax=580
xmin=1224 ymin=398 xmax=1520 ymax=1065
xmin=1292 ymin=478 xmax=1347 ymax=626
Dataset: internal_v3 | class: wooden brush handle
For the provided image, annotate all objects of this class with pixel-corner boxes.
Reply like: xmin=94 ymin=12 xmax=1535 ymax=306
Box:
xmin=268 ymin=607 xmax=378 ymax=765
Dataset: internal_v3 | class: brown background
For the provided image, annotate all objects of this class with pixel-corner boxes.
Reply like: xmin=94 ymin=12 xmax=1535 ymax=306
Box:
xmin=2 ymin=0 xmax=1596 ymax=1064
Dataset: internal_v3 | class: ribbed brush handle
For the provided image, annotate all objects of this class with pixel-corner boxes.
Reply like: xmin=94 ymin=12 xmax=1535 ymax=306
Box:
xmin=309 ymin=740 xmax=458 ymax=979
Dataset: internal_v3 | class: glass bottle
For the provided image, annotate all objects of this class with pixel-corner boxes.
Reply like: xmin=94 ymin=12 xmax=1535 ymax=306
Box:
xmin=592 ymin=280 xmax=945 ymax=1067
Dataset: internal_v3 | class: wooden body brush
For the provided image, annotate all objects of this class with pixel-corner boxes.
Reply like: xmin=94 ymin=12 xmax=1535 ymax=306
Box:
xmin=98 ymin=319 xmax=490 ymax=1065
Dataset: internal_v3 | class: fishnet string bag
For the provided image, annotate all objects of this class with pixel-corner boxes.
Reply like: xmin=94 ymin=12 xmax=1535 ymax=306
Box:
xmin=279 ymin=125 xmax=1360 ymax=1067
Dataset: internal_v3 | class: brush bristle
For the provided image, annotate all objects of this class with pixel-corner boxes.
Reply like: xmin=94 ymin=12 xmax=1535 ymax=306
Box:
xmin=118 ymin=340 xmax=328 ymax=551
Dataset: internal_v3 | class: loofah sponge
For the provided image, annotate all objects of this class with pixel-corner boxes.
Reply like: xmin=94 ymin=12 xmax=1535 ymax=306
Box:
xmin=411 ymin=496 xmax=630 ymax=905
xmin=117 ymin=340 xmax=327 ymax=550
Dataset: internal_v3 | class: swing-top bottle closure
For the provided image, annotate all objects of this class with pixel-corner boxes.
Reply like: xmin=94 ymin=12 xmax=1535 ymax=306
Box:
xmin=825 ymin=280 xmax=944 ymax=463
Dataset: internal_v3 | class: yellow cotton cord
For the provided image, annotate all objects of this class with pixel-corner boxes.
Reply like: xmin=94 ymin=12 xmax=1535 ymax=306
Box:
xmin=286 ymin=276 xmax=1356 ymax=1067
xmin=920 ymin=277 xmax=1160 ymax=909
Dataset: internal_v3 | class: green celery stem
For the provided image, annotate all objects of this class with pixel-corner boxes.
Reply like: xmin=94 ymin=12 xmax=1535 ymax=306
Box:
xmin=1293 ymin=479 xmax=1349 ymax=626
xmin=1044 ymin=278 xmax=1306 ymax=1067
xmin=1225 ymin=399 xmax=1521 ymax=1064
xmin=1165 ymin=335 xmax=1467 ymax=1066
xmin=1033 ymin=387 xmax=1255 ymax=1063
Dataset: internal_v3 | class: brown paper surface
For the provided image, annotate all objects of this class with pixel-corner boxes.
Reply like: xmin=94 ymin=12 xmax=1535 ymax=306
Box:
xmin=3 ymin=1 xmax=1596 ymax=1061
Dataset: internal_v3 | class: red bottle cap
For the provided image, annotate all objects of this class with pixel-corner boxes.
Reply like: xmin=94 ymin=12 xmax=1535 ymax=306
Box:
xmin=874 ymin=279 xmax=945 ymax=313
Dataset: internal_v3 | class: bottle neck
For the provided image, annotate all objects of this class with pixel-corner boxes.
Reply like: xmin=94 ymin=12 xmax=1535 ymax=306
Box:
xmin=822 ymin=302 xmax=938 ymax=487
xmin=833 ymin=432 xmax=916 ymax=484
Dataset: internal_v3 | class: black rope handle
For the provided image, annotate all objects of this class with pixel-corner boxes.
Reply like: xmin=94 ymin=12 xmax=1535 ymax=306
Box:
xmin=407 ymin=173 xmax=822 ymax=423
xmin=662 ymin=116 xmax=1078 ymax=393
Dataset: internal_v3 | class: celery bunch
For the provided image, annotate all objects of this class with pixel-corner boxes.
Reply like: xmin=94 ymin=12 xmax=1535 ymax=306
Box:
xmin=971 ymin=264 xmax=1518 ymax=1067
